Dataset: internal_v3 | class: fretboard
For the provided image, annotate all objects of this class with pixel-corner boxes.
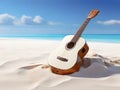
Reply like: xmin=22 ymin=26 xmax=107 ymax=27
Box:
xmin=71 ymin=18 xmax=91 ymax=44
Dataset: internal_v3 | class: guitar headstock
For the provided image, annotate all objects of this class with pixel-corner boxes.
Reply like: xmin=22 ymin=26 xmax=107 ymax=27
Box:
xmin=88 ymin=10 xmax=100 ymax=19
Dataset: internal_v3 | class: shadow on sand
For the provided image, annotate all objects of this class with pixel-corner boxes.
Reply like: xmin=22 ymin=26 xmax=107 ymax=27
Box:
xmin=70 ymin=54 xmax=120 ymax=78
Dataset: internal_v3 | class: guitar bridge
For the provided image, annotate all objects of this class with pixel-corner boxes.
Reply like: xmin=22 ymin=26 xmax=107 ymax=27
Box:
xmin=57 ymin=56 xmax=68 ymax=62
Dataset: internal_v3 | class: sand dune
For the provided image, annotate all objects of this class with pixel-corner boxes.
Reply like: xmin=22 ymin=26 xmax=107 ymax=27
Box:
xmin=0 ymin=38 xmax=120 ymax=90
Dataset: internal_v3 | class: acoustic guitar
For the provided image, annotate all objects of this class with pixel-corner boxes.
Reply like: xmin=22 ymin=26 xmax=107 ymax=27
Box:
xmin=48 ymin=10 xmax=100 ymax=75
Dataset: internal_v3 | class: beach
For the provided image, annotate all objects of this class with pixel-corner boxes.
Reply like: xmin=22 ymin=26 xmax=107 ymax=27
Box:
xmin=0 ymin=38 xmax=120 ymax=90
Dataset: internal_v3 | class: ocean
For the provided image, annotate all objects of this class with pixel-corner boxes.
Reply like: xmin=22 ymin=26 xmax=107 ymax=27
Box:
xmin=0 ymin=34 xmax=120 ymax=43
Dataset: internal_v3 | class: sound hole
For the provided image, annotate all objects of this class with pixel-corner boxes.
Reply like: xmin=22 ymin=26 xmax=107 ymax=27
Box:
xmin=67 ymin=42 xmax=75 ymax=49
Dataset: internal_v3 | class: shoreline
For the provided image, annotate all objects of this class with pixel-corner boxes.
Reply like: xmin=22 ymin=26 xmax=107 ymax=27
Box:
xmin=0 ymin=34 xmax=120 ymax=43
xmin=0 ymin=37 xmax=120 ymax=43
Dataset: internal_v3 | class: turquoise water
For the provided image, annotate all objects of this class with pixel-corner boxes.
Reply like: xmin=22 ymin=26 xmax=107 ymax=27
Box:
xmin=82 ymin=34 xmax=120 ymax=43
xmin=0 ymin=34 xmax=120 ymax=43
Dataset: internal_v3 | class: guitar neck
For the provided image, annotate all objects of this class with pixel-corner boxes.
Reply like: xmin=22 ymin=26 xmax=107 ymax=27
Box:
xmin=67 ymin=10 xmax=99 ymax=49
xmin=71 ymin=18 xmax=91 ymax=43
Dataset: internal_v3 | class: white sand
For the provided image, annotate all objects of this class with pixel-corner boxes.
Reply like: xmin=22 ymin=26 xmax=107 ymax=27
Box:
xmin=0 ymin=38 xmax=120 ymax=90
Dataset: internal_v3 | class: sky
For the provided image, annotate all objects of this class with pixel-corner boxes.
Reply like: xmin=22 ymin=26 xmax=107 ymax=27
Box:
xmin=0 ymin=0 xmax=120 ymax=35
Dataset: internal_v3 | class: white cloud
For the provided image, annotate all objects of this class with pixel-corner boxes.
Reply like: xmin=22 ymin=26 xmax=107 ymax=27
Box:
xmin=0 ymin=13 xmax=15 ymax=25
xmin=33 ymin=16 xmax=43 ymax=24
xmin=97 ymin=20 xmax=120 ymax=25
xmin=21 ymin=15 xmax=32 ymax=24
xmin=15 ymin=15 xmax=43 ymax=25
xmin=0 ymin=13 xmax=61 ymax=26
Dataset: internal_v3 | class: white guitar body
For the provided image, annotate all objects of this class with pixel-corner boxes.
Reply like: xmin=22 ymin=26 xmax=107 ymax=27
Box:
xmin=48 ymin=35 xmax=86 ymax=70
